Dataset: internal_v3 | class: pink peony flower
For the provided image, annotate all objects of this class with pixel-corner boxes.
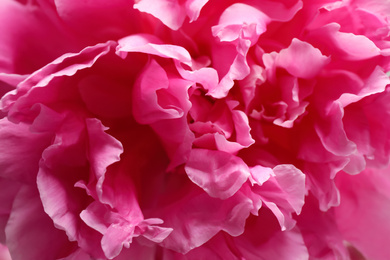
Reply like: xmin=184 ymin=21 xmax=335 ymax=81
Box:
xmin=1 ymin=0 xmax=390 ymax=259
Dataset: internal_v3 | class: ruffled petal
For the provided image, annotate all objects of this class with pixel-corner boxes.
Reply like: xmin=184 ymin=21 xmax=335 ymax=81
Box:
xmin=185 ymin=148 xmax=250 ymax=199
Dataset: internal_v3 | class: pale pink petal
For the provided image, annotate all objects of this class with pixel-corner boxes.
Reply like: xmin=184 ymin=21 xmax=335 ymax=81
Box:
xmin=116 ymin=34 xmax=192 ymax=66
xmin=0 ymin=244 xmax=11 ymax=260
xmin=134 ymin=0 xmax=209 ymax=30
xmin=164 ymin=232 xmax=239 ymax=260
xmin=185 ymin=148 xmax=250 ymax=199
xmin=210 ymin=3 xmax=269 ymax=98
xmin=269 ymin=38 xmax=329 ymax=79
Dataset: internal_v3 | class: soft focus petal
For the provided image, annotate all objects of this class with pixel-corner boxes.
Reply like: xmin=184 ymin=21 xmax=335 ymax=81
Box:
xmin=335 ymin=168 xmax=390 ymax=260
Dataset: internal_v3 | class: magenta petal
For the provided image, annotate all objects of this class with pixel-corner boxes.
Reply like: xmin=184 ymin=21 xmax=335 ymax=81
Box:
xmin=185 ymin=148 xmax=250 ymax=199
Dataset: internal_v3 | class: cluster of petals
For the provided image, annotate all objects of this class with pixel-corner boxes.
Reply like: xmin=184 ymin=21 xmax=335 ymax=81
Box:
xmin=1 ymin=0 xmax=390 ymax=259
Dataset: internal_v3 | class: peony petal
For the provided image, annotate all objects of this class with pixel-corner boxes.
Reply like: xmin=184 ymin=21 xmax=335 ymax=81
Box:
xmin=0 ymin=243 xmax=11 ymax=260
xmin=55 ymin=0 xmax=140 ymax=41
xmin=5 ymin=186 xmax=77 ymax=260
xmin=134 ymin=0 xmax=209 ymax=30
xmin=159 ymin=185 xmax=254 ymax=253
xmin=307 ymin=23 xmax=381 ymax=60
xmin=0 ymin=118 xmax=52 ymax=183
xmin=185 ymin=148 xmax=250 ymax=199
xmin=132 ymin=59 xmax=192 ymax=125
xmin=0 ymin=179 xmax=21 ymax=244
xmin=314 ymin=102 xmax=357 ymax=157
xmin=272 ymin=38 xmax=330 ymax=79
xmin=116 ymin=34 xmax=192 ymax=66
xmin=1 ymin=41 xmax=114 ymax=122
xmin=0 ymin=0 xmax=79 ymax=74
xmin=335 ymin=168 xmax=390 ymax=260
xmin=254 ymin=164 xmax=306 ymax=230
xmin=85 ymin=118 xmax=123 ymax=204
xmin=296 ymin=195 xmax=349 ymax=260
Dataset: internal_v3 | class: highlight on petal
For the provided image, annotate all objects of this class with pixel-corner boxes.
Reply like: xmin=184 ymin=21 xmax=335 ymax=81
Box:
xmin=116 ymin=34 xmax=192 ymax=66
xmin=263 ymin=38 xmax=329 ymax=79
xmin=253 ymin=164 xmax=306 ymax=230
xmin=185 ymin=148 xmax=250 ymax=199
xmin=134 ymin=0 xmax=209 ymax=30
xmin=307 ymin=23 xmax=381 ymax=60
